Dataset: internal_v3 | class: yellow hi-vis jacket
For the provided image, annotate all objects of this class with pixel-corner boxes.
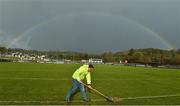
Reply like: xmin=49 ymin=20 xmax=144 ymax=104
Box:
xmin=72 ymin=64 xmax=91 ymax=84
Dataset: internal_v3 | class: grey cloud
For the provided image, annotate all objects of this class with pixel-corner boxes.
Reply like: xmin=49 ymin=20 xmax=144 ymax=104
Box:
xmin=0 ymin=0 xmax=179 ymax=53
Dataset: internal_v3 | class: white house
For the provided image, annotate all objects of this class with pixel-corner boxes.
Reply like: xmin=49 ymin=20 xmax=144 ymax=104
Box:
xmin=89 ymin=58 xmax=103 ymax=64
xmin=81 ymin=60 xmax=88 ymax=63
xmin=44 ymin=58 xmax=50 ymax=62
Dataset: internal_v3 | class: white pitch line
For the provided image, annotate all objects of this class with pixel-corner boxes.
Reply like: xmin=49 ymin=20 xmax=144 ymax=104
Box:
xmin=0 ymin=77 xmax=178 ymax=81
xmin=0 ymin=94 xmax=180 ymax=103
xmin=0 ymin=100 xmax=84 ymax=103
xmin=0 ymin=100 xmax=100 ymax=103
xmin=0 ymin=77 xmax=69 ymax=81
xmin=121 ymin=93 xmax=180 ymax=100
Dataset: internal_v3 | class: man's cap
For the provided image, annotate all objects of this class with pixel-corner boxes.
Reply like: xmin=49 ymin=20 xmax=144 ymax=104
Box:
xmin=89 ymin=64 xmax=94 ymax=68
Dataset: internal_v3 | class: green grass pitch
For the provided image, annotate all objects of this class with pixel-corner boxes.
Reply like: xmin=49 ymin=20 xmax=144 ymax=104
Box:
xmin=0 ymin=62 xmax=180 ymax=105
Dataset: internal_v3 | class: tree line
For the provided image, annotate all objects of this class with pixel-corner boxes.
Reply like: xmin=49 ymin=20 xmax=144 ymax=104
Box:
xmin=0 ymin=47 xmax=180 ymax=65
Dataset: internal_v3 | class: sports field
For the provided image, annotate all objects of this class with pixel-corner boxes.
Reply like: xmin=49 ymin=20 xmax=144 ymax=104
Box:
xmin=0 ymin=62 xmax=180 ymax=105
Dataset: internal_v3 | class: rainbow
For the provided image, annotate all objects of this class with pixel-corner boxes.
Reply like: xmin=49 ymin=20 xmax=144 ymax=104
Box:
xmin=3 ymin=13 xmax=174 ymax=50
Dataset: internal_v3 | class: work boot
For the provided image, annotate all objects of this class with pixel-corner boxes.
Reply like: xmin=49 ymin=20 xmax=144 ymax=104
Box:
xmin=66 ymin=98 xmax=70 ymax=103
xmin=82 ymin=98 xmax=89 ymax=102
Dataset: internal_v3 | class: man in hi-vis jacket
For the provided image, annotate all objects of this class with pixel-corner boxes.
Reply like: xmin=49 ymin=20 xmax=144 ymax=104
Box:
xmin=65 ymin=64 xmax=94 ymax=102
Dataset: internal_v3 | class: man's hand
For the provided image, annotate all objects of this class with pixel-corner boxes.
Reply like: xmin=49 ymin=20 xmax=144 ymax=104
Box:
xmin=87 ymin=84 xmax=92 ymax=92
xmin=87 ymin=85 xmax=92 ymax=89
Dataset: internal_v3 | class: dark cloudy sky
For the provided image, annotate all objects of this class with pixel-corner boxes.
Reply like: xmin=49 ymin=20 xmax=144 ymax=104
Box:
xmin=0 ymin=0 xmax=179 ymax=53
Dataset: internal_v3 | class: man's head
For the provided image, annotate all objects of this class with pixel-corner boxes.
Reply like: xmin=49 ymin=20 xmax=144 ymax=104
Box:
xmin=88 ymin=64 xmax=94 ymax=72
